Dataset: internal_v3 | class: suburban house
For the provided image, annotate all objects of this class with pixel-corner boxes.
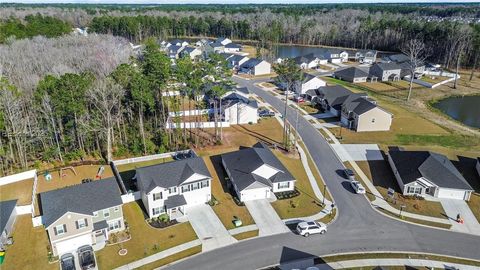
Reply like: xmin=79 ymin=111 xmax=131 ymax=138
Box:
xmin=294 ymin=53 xmax=320 ymax=69
xmin=195 ymin=38 xmax=210 ymax=47
xmin=323 ymin=49 xmax=349 ymax=63
xmin=221 ymin=143 xmax=296 ymax=202
xmin=383 ymin=53 xmax=426 ymax=77
xmin=180 ymin=46 xmax=203 ymax=60
xmin=0 ymin=199 xmax=17 ymax=249
xmin=224 ymin=43 xmax=242 ymax=53
xmin=135 ymin=157 xmax=212 ymax=220
xmin=219 ymin=88 xmax=259 ymax=124
xmin=355 ymin=50 xmax=377 ymax=64
xmin=334 ymin=67 xmax=370 ymax=83
xmin=369 ymin=62 xmax=402 ymax=81
xmin=39 ymin=178 xmax=124 ymax=256
xmin=224 ymin=54 xmax=250 ymax=69
xmin=239 ymin=58 xmax=271 ymax=76
xmin=388 ymin=150 xmax=474 ymax=201
xmin=167 ymin=45 xmax=186 ymax=59
xmin=307 ymin=86 xmax=392 ymax=131
xmin=216 ymin=37 xmax=232 ymax=45
xmin=292 ymin=73 xmax=326 ymax=95
xmin=209 ymin=42 xmax=225 ymax=53
xmin=170 ymin=39 xmax=189 ymax=47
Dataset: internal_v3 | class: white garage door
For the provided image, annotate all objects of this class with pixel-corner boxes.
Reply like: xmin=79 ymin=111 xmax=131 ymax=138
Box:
xmin=437 ymin=188 xmax=467 ymax=200
xmin=241 ymin=188 xmax=270 ymax=202
xmin=55 ymin=233 xmax=92 ymax=255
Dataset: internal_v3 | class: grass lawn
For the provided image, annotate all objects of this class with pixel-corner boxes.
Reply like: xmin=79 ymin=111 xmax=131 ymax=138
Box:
xmin=259 ymin=82 xmax=276 ymax=88
xmin=0 ymin=179 xmax=34 ymax=205
xmin=134 ymin=245 xmax=202 ymax=270
xmin=298 ymin=103 xmax=319 ymax=114
xmin=204 ymin=156 xmax=255 ymax=230
xmin=355 ymin=160 xmax=446 ymax=219
xmin=421 ymin=75 xmax=450 ymax=84
xmin=36 ymin=164 xmax=113 ymax=193
xmin=317 ymin=208 xmax=336 ymax=224
xmin=2 ymin=215 xmax=56 ymax=270
xmin=378 ymin=207 xmax=451 ymax=229
xmin=299 ymin=141 xmax=332 ymax=202
xmin=468 ymin=193 xmax=480 ymax=223
xmin=232 ymin=229 xmax=259 ymax=241
xmin=271 ymin=149 xmax=324 ymax=219
xmin=116 ymin=157 xmax=174 ymax=172
xmin=95 ymin=202 xmax=198 ymax=270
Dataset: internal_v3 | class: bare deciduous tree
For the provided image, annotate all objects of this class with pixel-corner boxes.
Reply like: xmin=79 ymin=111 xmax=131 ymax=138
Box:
xmin=402 ymin=39 xmax=428 ymax=101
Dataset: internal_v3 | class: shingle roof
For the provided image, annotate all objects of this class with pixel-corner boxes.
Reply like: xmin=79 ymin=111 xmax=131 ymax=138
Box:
xmin=384 ymin=53 xmax=410 ymax=63
xmin=229 ymin=54 xmax=248 ymax=63
xmin=221 ymin=143 xmax=295 ymax=192
xmin=136 ymin=157 xmax=211 ymax=193
xmin=300 ymin=73 xmax=317 ymax=83
xmin=209 ymin=42 xmax=224 ymax=48
xmin=240 ymin=58 xmax=263 ymax=69
xmin=39 ymin=178 xmax=122 ymax=228
xmin=0 ymin=199 xmax=17 ymax=233
xmin=373 ymin=62 xmax=402 ymax=71
xmin=165 ymin=194 xmax=187 ymax=209
xmin=388 ymin=151 xmax=473 ymax=190
xmin=182 ymin=47 xmax=198 ymax=54
xmin=294 ymin=53 xmax=317 ymax=65
xmin=334 ymin=67 xmax=369 ymax=79
xmin=236 ymin=87 xmax=250 ymax=95
xmin=343 ymin=97 xmax=378 ymax=115
xmin=313 ymin=86 xmax=367 ymax=110
xmin=220 ymin=53 xmax=234 ymax=60
xmin=225 ymin=43 xmax=242 ymax=48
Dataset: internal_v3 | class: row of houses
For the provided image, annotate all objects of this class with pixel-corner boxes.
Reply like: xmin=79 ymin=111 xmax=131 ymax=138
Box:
xmin=287 ymin=49 xmax=378 ymax=69
xmin=333 ymin=60 xmax=425 ymax=83
xmin=305 ymin=85 xmax=393 ymax=132
xmin=221 ymin=53 xmax=272 ymax=76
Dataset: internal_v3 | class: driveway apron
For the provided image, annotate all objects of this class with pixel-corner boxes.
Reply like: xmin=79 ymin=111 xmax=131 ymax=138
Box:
xmin=244 ymin=199 xmax=289 ymax=236
xmin=440 ymin=198 xmax=480 ymax=235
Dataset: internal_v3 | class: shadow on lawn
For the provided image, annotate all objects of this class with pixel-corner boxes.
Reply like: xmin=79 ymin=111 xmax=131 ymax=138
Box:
xmin=209 ymin=154 xmax=232 ymax=194
xmin=232 ymin=124 xmax=282 ymax=146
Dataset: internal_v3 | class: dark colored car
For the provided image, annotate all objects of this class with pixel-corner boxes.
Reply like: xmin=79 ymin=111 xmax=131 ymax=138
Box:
xmin=173 ymin=151 xmax=193 ymax=160
xmin=77 ymin=246 xmax=96 ymax=270
xmin=344 ymin=169 xmax=355 ymax=180
xmin=258 ymin=109 xmax=275 ymax=117
xmin=60 ymin=253 xmax=76 ymax=270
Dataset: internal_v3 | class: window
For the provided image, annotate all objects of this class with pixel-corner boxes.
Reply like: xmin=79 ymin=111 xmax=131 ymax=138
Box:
xmin=278 ymin=182 xmax=290 ymax=189
xmin=93 ymin=211 xmax=98 ymax=217
xmin=169 ymin=187 xmax=177 ymax=194
xmin=371 ymin=118 xmax=376 ymax=123
xmin=181 ymin=185 xmax=190 ymax=193
xmin=103 ymin=209 xmax=110 ymax=218
xmin=108 ymin=220 xmax=121 ymax=231
xmin=54 ymin=224 xmax=67 ymax=236
xmin=114 ymin=206 xmax=119 ymax=212
xmin=191 ymin=182 xmax=200 ymax=191
xmin=152 ymin=207 xmax=164 ymax=216
xmin=76 ymin=218 xmax=88 ymax=229
xmin=153 ymin=192 xmax=163 ymax=201
xmin=407 ymin=186 xmax=422 ymax=194
xmin=201 ymin=180 xmax=209 ymax=188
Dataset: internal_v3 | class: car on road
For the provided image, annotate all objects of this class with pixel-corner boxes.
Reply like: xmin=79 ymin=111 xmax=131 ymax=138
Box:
xmin=350 ymin=180 xmax=366 ymax=194
xmin=258 ymin=109 xmax=275 ymax=117
xmin=77 ymin=246 xmax=96 ymax=270
xmin=343 ymin=168 xmax=355 ymax=180
xmin=296 ymin=221 xmax=327 ymax=237
xmin=60 ymin=253 xmax=76 ymax=270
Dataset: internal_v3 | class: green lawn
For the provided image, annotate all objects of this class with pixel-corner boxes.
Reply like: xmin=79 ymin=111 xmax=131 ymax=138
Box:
xmin=232 ymin=230 xmax=259 ymax=241
xmin=0 ymin=179 xmax=34 ymax=205
xmin=298 ymin=103 xmax=319 ymax=114
xmin=95 ymin=202 xmax=198 ymax=270
xmin=134 ymin=245 xmax=202 ymax=270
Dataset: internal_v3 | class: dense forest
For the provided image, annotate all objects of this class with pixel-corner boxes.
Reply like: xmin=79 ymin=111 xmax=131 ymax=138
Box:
xmin=0 ymin=14 xmax=71 ymax=43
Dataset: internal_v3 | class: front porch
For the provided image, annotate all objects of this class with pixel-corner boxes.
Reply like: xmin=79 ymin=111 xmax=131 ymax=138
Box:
xmin=165 ymin=194 xmax=188 ymax=220
xmin=92 ymin=221 xmax=108 ymax=251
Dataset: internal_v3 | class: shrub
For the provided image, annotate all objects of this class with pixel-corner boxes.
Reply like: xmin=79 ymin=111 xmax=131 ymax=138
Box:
xmin=158 ymin=213 xmax=170 ymax=222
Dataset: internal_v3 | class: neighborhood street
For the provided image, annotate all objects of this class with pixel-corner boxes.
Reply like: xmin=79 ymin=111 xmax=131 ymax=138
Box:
xmin=163 ymin=76 xmax=480 ymax=270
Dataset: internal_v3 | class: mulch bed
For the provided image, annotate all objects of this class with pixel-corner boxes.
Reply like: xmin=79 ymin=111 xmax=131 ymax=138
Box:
xmin=147 ymin=219 xmax=178 ymax=229
xmin=275 ymin=189 xmax=301 ymax=200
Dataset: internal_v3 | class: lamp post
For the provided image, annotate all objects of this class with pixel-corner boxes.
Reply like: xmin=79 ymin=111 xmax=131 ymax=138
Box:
xmin=322 ymin=185 xmax=327 ymax=206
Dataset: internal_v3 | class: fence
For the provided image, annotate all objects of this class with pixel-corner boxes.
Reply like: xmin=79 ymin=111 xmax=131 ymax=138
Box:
xmin=405 ymin=74 xmax=460 ymax=89
xmin=166 ymin=121 xmax=230 ymax=129
xmin=121 ymin=191 xmax=141 ymax=204
xmin=112 ymin=149 xmax=194 ymax=166
xmin=168 ymin=109 xmax=211 ymax=117
xmin=16 ymin=205 xmax=32 ymax=215
xmin=0 ymin=169 xmax=37 ymax=186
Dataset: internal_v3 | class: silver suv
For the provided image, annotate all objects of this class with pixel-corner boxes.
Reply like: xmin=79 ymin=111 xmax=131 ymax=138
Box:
xmin=296 ymin=221 xmax=327 ymax=237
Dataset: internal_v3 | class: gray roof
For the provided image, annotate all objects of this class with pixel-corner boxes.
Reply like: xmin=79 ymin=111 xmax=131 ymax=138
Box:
xmin=311 ymin=85 xmax=367 ymax=111
xmin=170 ymin=39 xmax=188 ymax=45
xmin=229 ymin=54 xmax=248 ymax=63
xmin=136 ymin=157 xmax=211 ymax=193
xmin=384 ymin=53 xmax=410 ymax=63
xmin=294 ymin=53 xmax=317 ymax=65
xmin=343 ymin=97 xmax=378 ymax=115
xmin=39 ymin=178 xmax=123 ymax=228
xmin=225 ymin=43 xmax=242 ymax=49
xmin=300 ymin=73 xmax=317 ymax=83
xmin=388 ymin=151 xmax=473 ymax=190
xmin=240 ymin=58 xmax=263 ymax=69
xmin=93 ymin=220 xmax=108 ymax=231
xmin=221 ymin=143 xmax=295 ymax=192
xmin=168 ymin=45 xmax=184 ymax=54
xmin=373 ymin=62 xmax=402 ymax=71
xmin=220 ymin=53 xmax=234 ymax=60
xmin=209 ymin=42 xmax=224 ymax=48
xmin=182 ymin=47 xmax=198 ymax=54
xmin=165 ymin=194 xmax=187 ymax=209
xmin=236 ymin=87 xmax=250 ymax=95
xmin=334 ymin=67 xmax=369 ymax=79
xmin=0 ymin=199 xmax=17 ymax=233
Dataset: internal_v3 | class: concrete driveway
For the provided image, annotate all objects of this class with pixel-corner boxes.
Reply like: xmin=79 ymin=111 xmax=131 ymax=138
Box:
xmin=244 ymin=199 xmax=289 ymax=236
xmin=331 ymin=144 xmax=384 ymax=162
xmin=187 ymin=204 xmax=237 ymax=251
xmin=440 ymin=199 xmax=480 ymax=235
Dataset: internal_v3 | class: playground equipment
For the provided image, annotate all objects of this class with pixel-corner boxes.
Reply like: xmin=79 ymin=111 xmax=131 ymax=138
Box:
xmin=44 ymin=171 xmax=52 ymax=181
xmin=60 ymin=166 xmax=77 ymax=179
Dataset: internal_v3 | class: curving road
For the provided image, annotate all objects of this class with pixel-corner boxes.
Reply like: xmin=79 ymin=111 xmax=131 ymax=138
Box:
xmin=164 ymin=77 xmax=480 ymax=270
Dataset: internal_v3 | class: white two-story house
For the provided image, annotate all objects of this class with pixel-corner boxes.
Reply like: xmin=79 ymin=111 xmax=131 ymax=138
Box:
xmin=135 ymin=157 xmax=212 ymax=220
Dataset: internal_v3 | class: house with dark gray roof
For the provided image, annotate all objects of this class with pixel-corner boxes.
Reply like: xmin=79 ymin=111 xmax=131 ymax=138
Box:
xmin=167 ymin=45 xmax=186 ymax=59
xmin=369 ymin=62 xmax=402 ymax=81
xmin=224 ymin=43 xmax=242 ymax=53
xmin=180 ymin=46 xmax=202 ymax=60
xmin=0 ymin=199 xmax=17 ymax=249
xmin=307 ymin=85 xmax=392 ymax=132
xmin=38 ymin=178 xmax=124 ymax=256
xmin=334 ymin=67 xmax=370 ymax=83
xmin=215 ymin=37 xmax=232 ymax=46
xmin=170 ymin=39 xmax=189 ymax=47
xmin=290 ymin=73 xmax=326 ymax=95
xmin=388 ymin=151 xmax=474 ymax=200
xmin=135 ymin=157 xmax=212 ymax=219
xmin=294 ymin=53 xmax=321 ymax=69
xmin=226 ymin=54 xmax=250 ymax=69
xmin=355 ymin=50 xmax=377 ymax=64
xmin=322 ymin=49 xmax=349 ymax=63
xmin=239 ymin=58 xmax=271 ymax=76
xmin=382 ymin=53 xmax=426 ymax=77
xmin=221 ymin=143 xmax=296 ymax=202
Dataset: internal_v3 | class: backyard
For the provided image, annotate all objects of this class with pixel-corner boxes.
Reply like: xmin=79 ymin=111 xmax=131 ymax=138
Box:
xmin=0 ymin=178 xmax=34 ymax=205
xmin=95 ymin=202 xmax=198 ymax=270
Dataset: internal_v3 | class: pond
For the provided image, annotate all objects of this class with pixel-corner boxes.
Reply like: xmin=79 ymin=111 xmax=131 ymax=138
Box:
xmin=433 ymin=95 xmax=480 ymax=128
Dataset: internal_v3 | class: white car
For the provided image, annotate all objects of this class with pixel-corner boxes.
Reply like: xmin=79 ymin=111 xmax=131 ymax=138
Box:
xmin=350 ymin=180 xmax=366 ymax=194
xmin=296 ymin=221 xmax=327 ymax=237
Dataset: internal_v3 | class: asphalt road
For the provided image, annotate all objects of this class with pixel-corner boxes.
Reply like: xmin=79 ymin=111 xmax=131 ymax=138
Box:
xmin=164 ymin=77 xmax=480 ymax=270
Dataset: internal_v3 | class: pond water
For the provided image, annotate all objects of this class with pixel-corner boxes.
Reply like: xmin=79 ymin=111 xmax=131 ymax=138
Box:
xmin=273 ymin=45 xmax=355 ymax=59
xmin=433 ymin=96 xmax=480 ymax=128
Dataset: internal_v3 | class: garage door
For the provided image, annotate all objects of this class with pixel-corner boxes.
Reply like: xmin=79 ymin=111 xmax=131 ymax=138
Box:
xmin=241 ymin=188 xmax=270 ymax=202
xmin=437 ymin=188 xmax=467 ymax=200
xmin=54 ymin=233 xmax=92 ymax=255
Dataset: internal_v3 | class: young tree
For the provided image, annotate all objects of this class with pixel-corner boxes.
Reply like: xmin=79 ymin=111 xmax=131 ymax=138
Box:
xmin=86 ymin=79 xmax=125 ymax=162
xmin=401 ymin=39 xmax=428 ymax=101
xmin=273 ymin=59 xmax=302 ymax=149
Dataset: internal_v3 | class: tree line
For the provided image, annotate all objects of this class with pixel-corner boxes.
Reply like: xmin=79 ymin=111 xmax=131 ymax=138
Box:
xmin=0 ymin=14 xmax=71 ymax=43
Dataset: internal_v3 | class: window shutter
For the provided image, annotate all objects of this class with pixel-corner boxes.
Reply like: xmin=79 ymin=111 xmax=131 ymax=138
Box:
xmin=63 ymin=224 xmax=67 ymax=233
xmin=85 ymin=218 xmax=88 ymax=227
xmin=75 ymin=221 xmax=79 ymax=229
xmin=160 ymin=192 xmax=163 ymax=199
xmin=53 ymin=227 xmax=58 ymax=236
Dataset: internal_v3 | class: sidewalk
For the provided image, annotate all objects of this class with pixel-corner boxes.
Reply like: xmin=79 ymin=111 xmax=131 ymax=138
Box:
xmin=314 ymin=258 xmax=480 ymax=270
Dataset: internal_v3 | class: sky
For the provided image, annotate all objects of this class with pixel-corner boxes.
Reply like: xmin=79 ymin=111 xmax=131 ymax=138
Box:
xmin=1 ymin=0 xmax=479 ymax=4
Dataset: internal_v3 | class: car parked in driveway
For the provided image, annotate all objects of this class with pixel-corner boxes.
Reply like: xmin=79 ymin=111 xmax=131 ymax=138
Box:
xmin=350 ymin=180 xmax=366 ymax=194
xmin=296 ymin=221 xmax=327 ymax=237
xmin=258 ymin=109 xmax=275 ymax=117
xmin=60 ymin=253 xmax=76 ymax=270
xmin=77 ymin=246 xmax=96 ymax=270
xmin=344 ymin=168 xmax=355 ymax=180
